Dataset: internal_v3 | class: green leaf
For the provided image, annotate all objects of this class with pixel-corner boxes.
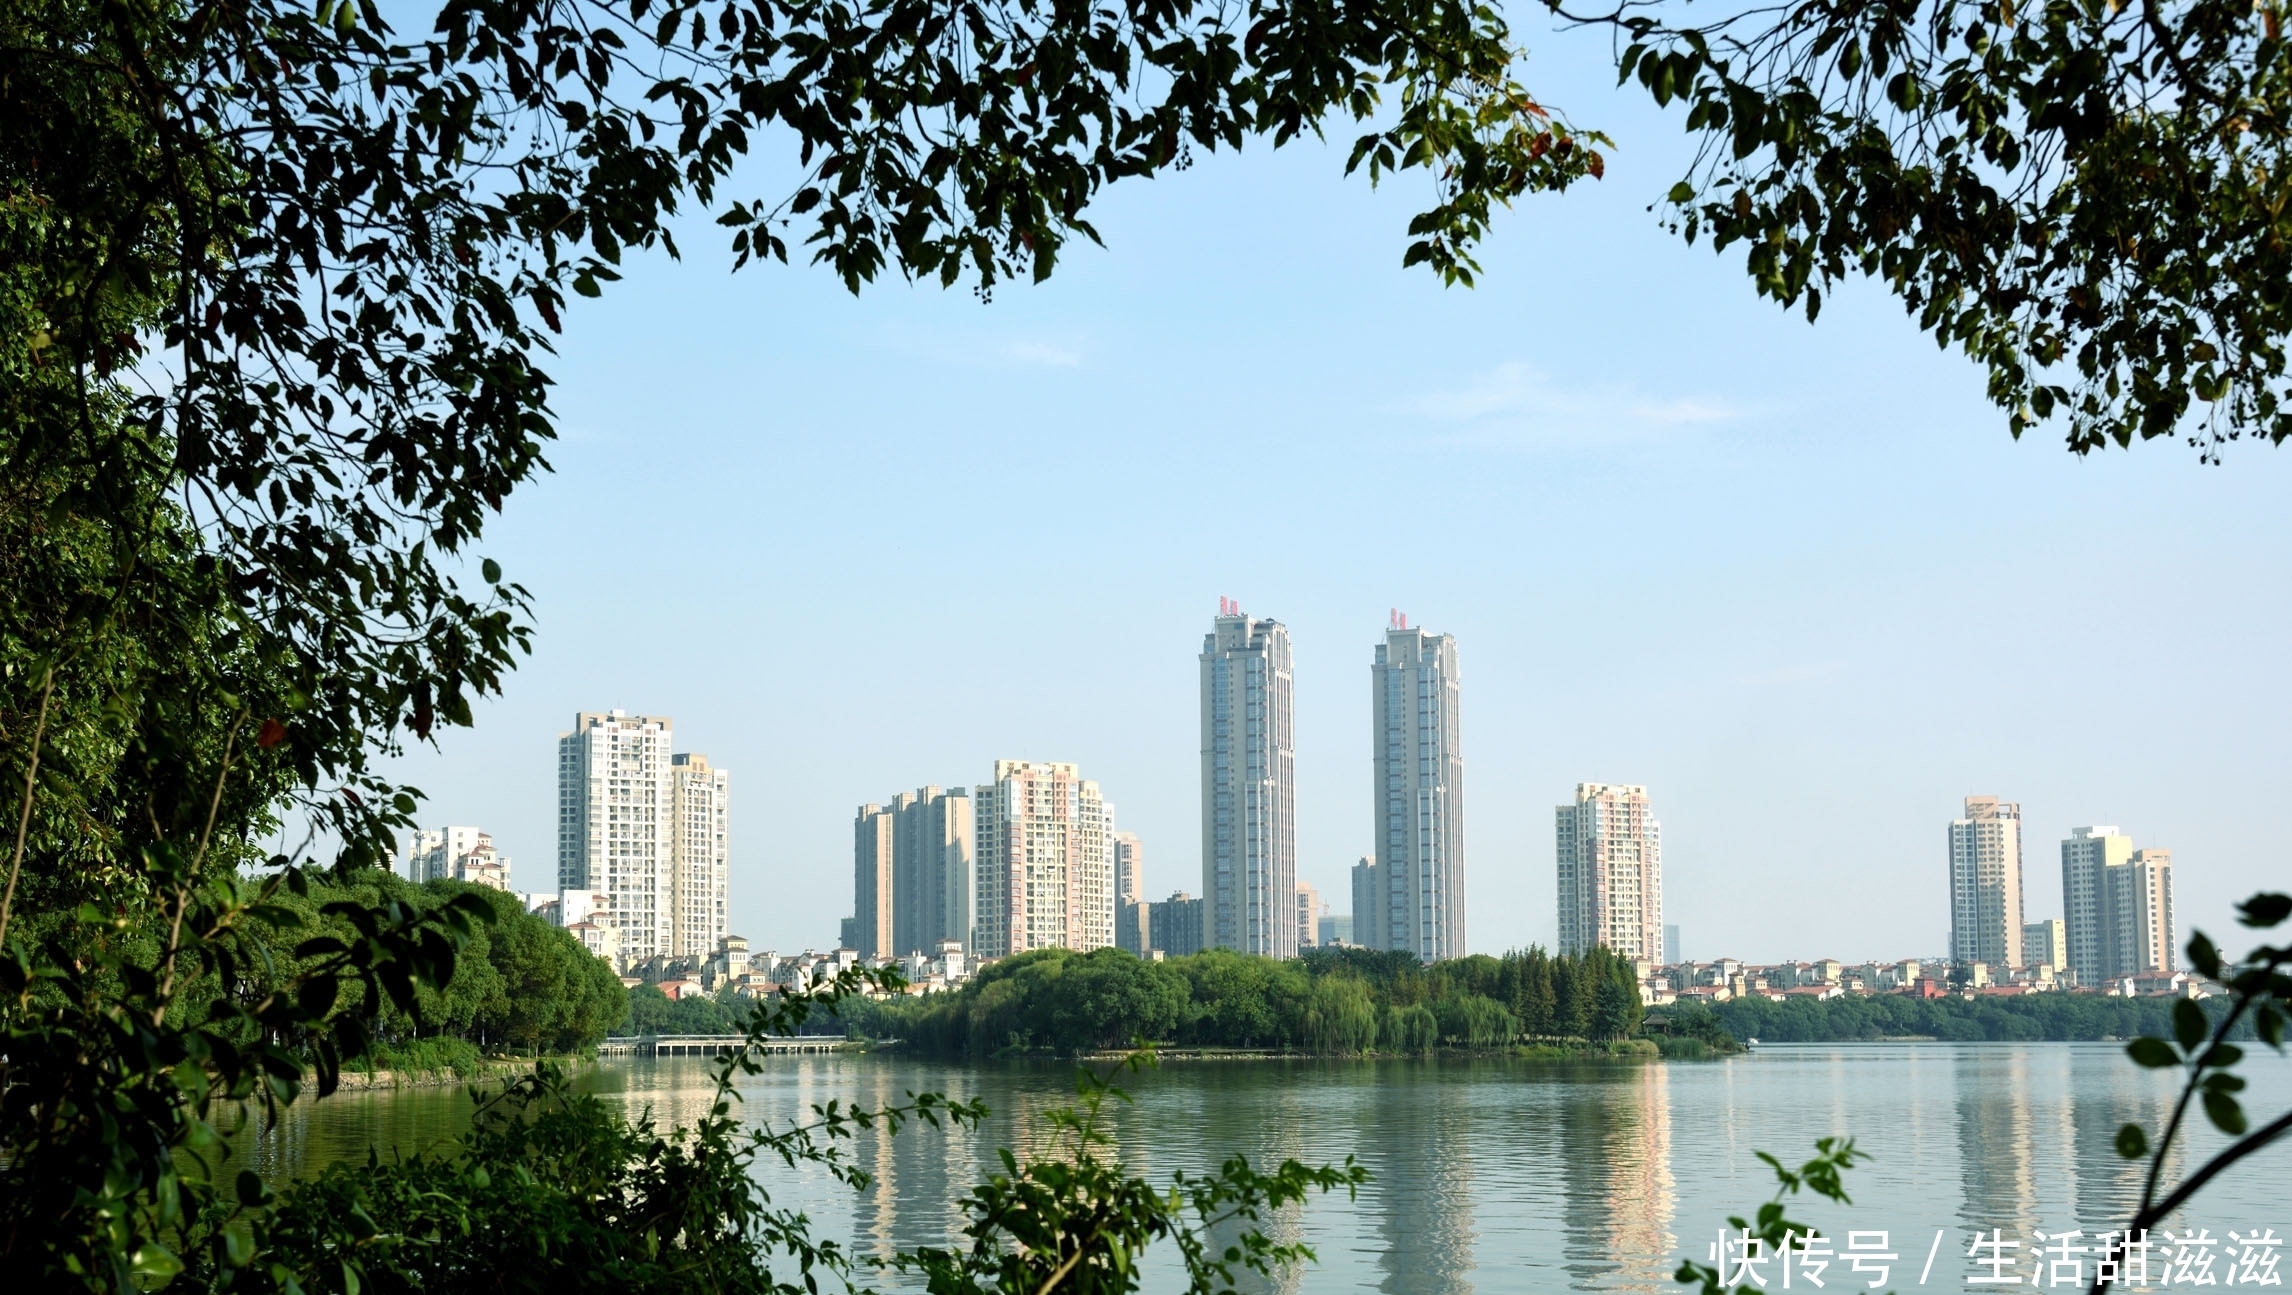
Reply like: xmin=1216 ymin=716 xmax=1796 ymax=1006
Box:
xmin=2114 ymin=1122 xmax=2147 ymax=1159
xmin=2239 ymin=892 xmax=2292 ymax=929
xmin=481 ymin=558 xmax=501 ymax=583
xmin=237 ymin=1169 xmax=271 ymax=1207
xmin=221 ymin=1222 xmax=257 ymax=1268
xmin=2174 ymin=998 xmax=2208 ymax=1051
xmin=2256 ymin=1005 xmax=2285 ymax=1050
xmin=130 ymin=1243 xmax=184 ymax=1289
xmin=2202 ymin=1090 xmax=2247 ymax=1135
xmin=299 ymin=974 xmax=340 ymax=1018
xmin=2187 ymin=933 xmax=2222 ymax=980
xmin=2126 ymin=1036 xmax=2179 ymax=1068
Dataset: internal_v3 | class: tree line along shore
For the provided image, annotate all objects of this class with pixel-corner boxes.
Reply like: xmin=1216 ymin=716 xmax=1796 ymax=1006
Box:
xmin=266 ymin=880 xmax=2222 ymax=1066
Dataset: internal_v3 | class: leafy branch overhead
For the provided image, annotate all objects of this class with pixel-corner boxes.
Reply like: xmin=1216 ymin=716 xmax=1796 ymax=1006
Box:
xmin=5 ymin=0 xmax=1599 ymax=874
xmin=1564 ymin=0 xmax=2292 ymax=457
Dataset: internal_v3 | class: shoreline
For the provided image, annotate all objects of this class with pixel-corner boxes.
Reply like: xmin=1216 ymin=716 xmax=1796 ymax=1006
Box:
xmin=331 ymin=1055 xmax=594 ymax=1091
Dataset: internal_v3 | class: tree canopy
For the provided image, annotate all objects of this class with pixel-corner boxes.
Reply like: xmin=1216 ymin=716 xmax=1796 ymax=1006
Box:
xmin=1577 ymin=0 xmax=2292 ymax=458
xmin=861 ymin=943 xmax=1645 ymax=1055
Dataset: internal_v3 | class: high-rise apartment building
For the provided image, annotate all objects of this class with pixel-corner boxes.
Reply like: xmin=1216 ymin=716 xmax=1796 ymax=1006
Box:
xmin=405 ymin=825 xmax=490 ymax=884
xmin=670 ymin=753 xmax=729 ymax=960
xmin=894 ymin=787 xmax=974 ymax=959
xmin=1350 ymin=856 xmax=1376 ymax=946
xmin=1112 ymin=830 xmax=1148 ymax=956
xmin=2122 ymin=849 xmax=2178 ymax=976
xmin=2062 ymin=825 xmax=2132 ymax=980
xmin=1555 ymin=783 xmax=1662 ymax=960
xmin=1113 ymin=830 xmax=1144 ymax=907
xmin=558 ymin=711 xmax=676 ymax=967
xmin=2023 ymin=918 xmax=2068 ymax=972
xmin=1663 ymin=924 xmax=1681 ymax=966
xmin=1949 ymin=795 xmax=2026 ymax=970
xmin=2062 ymin=827 xmax=2178 ymax=984
xmin=1149 ymin=891 xmax=1204 ymax=957
xmin=974 ymin=760 xmax=1112 ymax=957
xmin=853 ymin=803 xmax=896 ymax=959
xmin=852 ymin=786 xmax=974 ymax=961
xmin=1200 ymin=603 xmax=1297 ymax=957
xmin=1359 ymin=618 xmax=1466 ymax=960
xmin=1295 ymin=881 xmax=1322 ymax=950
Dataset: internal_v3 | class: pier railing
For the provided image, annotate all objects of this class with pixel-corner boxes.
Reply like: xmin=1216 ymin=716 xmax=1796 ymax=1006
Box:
xmin=597 ymin=1034 xmax=849 ymax=1057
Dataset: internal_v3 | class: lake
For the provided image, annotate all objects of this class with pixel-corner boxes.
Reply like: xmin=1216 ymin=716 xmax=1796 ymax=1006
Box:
xmin=235 ymin=1044 xmax=2291 ymax=1293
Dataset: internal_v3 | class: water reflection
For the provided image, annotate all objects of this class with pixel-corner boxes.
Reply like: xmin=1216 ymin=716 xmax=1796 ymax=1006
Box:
xmin=1604 ymin=1065 xmax=1677 ymax=1294
xmin=1361 ymin=1063 xmax=1478 ymax=1295
xmin=227 ymin=1046 xmax=2287 ymax=1295
xmin=1956 ymin=1048 xmax=2043 ymax=1243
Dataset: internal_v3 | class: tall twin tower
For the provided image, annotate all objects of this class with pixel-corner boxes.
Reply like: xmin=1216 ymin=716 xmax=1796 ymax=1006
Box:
xmin=1202 ymin=604 xmax=1465 ymax=962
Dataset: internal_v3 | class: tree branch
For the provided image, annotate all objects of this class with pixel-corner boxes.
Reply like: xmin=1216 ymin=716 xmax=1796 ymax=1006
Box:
xmin=0 ymin=666 xmax=58 ymax=947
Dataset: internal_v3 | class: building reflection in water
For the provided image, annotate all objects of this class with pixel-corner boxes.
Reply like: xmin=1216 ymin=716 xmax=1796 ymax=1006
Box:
xmin=2067 ymin=1051 xmax=2180 ymax=1236
xmin=1368 ymin=1063 xmax=1476 ymax=1295
xmin=1956 ymin=1046 xmax=2043 ymax=1252
xmin=1604 ymin=1064 xmax=1678 ymax=1293
xmin=1551 ymin=1063 xmax=1677 ymax=1294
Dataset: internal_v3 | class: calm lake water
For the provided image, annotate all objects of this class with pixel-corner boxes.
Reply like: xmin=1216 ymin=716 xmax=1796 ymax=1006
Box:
xmin=236 ymin=1044 xmax=2291 ymax=1293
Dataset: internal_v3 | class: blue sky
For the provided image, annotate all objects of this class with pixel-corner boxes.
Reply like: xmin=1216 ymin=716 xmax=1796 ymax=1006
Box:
xmin=381 ymin=24 xmax=2292 ymax=963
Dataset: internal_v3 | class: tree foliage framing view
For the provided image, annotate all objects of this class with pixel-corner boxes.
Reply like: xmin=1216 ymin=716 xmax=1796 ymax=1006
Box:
xmin=2 ymin=0 xmax=1593 ymax=1284
xmin=5 ymin=0 xmax=2288 ymax=1284
xmin=1565 ymin=0 xmax=2292 ymax=458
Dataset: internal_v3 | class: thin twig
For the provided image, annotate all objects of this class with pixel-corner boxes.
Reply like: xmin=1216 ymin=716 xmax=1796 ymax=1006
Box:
xmin=155 ymin=711 xmax=248 ymax=1018
xmin=0 ymin=665 xmax=59 ymax=946
xmin=192 ymin=711 xmax=248 ymax=871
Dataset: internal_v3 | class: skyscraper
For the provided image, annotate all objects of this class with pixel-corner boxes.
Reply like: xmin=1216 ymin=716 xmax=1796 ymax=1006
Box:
xmin=1555 ymin=783 xmax=1662 ymax=960
xmin=892 ymin=786 xmax=973 ymax=958
xmin=670 ymin=752 xmax=729 ymax=960
xmin=1148 ymin=891 xmax=1204 ymax=957
xmin=1949 ymin=795 xmax=2026 ymax=970
xmin=1295 ymin=880 xmax=1322 ymax=950
xmin=1112 ymin=830 xmax=1144 ymax=907
xmin=974 ymin=760 xmax=1112 ymax=957
xmin=1112 ymin=829 xmax=1148 ymax=956
xmin=1200 ymin=602 xmax=1296 ymax=957
xmin=1361 ymin=616 xmax=1465 ymax=960
xmin=853 ymin=802 xmax=896 ymax=959
xmin=2123 ymin=849 xmax=2178 ymax=976
xmin=558 ymin=710 xmax=676 ymax=967
xmin=2062 ymin=827 xmax=2178 ymax=983
xmin=1350 ymin=856 xmax=1377 ymax=947
xmin=2062 ymin=825 xmax=2131 ymax=980
xmin=2023 ymin=918 xmax=2068 ymax=972
xmin=853 ymin=787 xmax=975 ymax=960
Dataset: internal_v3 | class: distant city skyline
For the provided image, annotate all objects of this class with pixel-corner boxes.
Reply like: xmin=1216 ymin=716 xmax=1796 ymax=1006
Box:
xmin=419 ymin=691 xmax=2217 ymax=973
xmin=371 ymin=67 xmax=2291 ymax=963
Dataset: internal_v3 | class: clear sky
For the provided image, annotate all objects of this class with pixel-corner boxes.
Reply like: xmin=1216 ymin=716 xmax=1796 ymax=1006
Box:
xmin=379 ymin=24 xmax=2292 ymax=965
